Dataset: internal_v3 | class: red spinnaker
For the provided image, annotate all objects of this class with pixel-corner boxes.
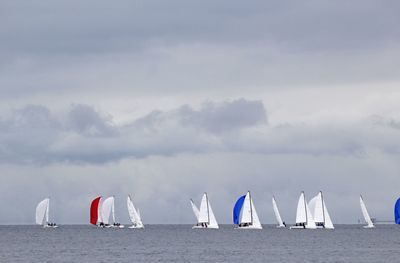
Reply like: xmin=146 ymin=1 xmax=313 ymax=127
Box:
xmin=90 ymin=196 xmax=101 ymax=225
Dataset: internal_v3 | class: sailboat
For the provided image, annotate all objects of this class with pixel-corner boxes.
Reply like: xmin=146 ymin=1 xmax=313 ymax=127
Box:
xmin=90 ymin=196 xmax=103 ymax=227
xmin=272 ymin=196 xmax=286 ymax=228
xmin=359 ymin=195 xmax=375 ymax=228
xmin=308 ymin=191 xmax=334 ymax=229
xmin=233 ymin=191 xmax=262 ymax=229
xmin=394 ymin=198 xmax=400 ymax=224
xmin=102 ymin=196 xmax=124 ymax=228
xmin=190 ymin=193 xmax=219 ymax=229
xmin=290 ymin=192 xmax=316 ymax=229
xmin=127 ymin=195 xmax=144 ymax=229
xmin=36 ymin=198 xmax=57 ymax=228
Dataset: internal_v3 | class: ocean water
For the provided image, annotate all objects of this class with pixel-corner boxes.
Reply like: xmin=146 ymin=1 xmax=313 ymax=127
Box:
xmin=1 ymin=224 xmax=399 ymax=262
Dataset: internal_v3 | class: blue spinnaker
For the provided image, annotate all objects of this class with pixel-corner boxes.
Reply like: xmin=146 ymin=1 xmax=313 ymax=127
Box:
xmin=233 ymin=195 xmax=246 ymax=225
xmin=395 ymin=198 xmax=400 ymax=224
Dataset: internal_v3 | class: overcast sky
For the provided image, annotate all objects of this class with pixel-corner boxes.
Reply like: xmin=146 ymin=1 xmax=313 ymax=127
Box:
xmin=1 ymin=0 xmax=400 ymax=224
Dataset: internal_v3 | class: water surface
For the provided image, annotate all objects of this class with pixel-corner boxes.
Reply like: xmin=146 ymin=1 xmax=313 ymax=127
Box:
xmin=1 ymin=225 xmax=399 ymax=262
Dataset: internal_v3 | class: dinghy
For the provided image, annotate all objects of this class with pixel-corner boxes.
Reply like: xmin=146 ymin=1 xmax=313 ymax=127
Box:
xmin=127 ymin=195 xmax=144 ymax=229
xmin=233 ymin=191 xmax=262 ymax=229
xmin=36 ymin=198 xmax=58 ymax=228
xmin=90 ymin=196 xmax=104 ymax=227
xmin=102 ymin=196 xmax=124 ymax=228
xmin=191 ymin=193 xmax=219 ymax=229
xmin=359 ymin=195 xmax=374 ymax=228
xmin=272 ymin=196 xmax=286 ymax=228
xmin=290 ymin=192 xmax=316 ymax=229
xmin=395 ymin=198 xmax=400 ymax=224
xmin=308 ymin=191 xmax=334 ymax=229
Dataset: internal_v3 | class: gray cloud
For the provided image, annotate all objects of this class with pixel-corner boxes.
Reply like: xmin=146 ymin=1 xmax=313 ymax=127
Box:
xmin=1 ymin=99 xmax=400 ymax=165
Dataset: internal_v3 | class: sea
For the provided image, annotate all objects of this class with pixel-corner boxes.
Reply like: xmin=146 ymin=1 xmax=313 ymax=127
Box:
xmin=1 ymin=224 xmax=399 ymax=262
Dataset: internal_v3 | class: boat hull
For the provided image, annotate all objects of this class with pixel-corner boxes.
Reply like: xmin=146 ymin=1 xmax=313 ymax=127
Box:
xmin=129 ymin=225 xmax=144 ymax=229
xmin=235 ymin=225 xmax=262 ymax=230
xmin=192 ymin=225 xmax=219 ymax=229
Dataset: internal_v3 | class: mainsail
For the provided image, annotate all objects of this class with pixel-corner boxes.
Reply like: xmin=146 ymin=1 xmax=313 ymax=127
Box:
xmin=308 ymin=192 xmax=334 ymax=229
xmin=197 ymin=193 xmax=218 ymax=228
xmin=294 ymin=192 xmax=316 ymax=229
xmin=90 ymin=196 xmax=101 ymax=225
xmin=36 ymin=198 xmax=49 ymax=225
xmin=127 ymin=195 xmax=144 ymax=228
xmin=272 ymin=196 xmax=285 ymax=227
xmin=101 ymin=196 xmax=114 ymax=225
xmin=360 ymin=195 xmax=374 ymax=228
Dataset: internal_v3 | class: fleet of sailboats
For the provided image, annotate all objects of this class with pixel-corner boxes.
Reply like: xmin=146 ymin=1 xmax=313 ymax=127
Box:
xmin=233 ymin=191 xmax=262 ymax=229
xmin=35 ymin=192 xmax=386 ymax=229
xmin=190 ymin=193 xmax=219 ymax=229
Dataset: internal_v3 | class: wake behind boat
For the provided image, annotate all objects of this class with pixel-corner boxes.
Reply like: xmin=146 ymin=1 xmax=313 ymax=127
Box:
xmin=308 ymin=191 xmax=334 ymax=229
xmin=290 ymin=192 xmax=316 ymax=229
xmin=36 ymin=198 xmax=58 ymax=228
xmin=272 ymin=196 xmax=286 ymax=228
xmin=127 ymin=195 xmax=144 ymax=229
xmin=190 ymin=192 xmax=219 ymax=229
xmin=360 ymin=195 xmax=375 ymax=228
xmin=233 ymin=191 xmax=262 ymax=229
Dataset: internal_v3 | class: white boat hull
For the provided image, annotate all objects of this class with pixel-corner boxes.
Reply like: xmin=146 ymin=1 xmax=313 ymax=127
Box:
xmin=129 ymin=225 xmax=144 ymax=229
xmin=290 ymin=225 xmax=316 ymax=229
xmin=111 ymin=225 xmax=124 ymax=229
xmin=43 ymin=225 xmax=58 ymax=228
xmin=235 ymin=225 xmax=262 ymax=230
xmin=192 ymin=225 xmax=219 ymax=229
xmin=363 ymin=225 xmax=375 ymax=229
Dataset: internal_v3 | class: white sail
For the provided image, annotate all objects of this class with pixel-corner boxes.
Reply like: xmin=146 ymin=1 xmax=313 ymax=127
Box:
xmin=36 ymin=198 xmax=49 ymax=225
xmin=295 ymin=192 xmax=307 ymax=224
xmin=305 ymin=201 xmax=316 ymax=229
xmin=207 ymin=202 xmax=219 ymax=229
xmin=101 ymin=196 xmax=114 ymax=225
xmin=98 ymin=198 xmax=103 ymax=223
xmin=360 ymin=195 xmax=374 ymax=228
xmin=127 ymin=195 xmax=144 ymax=228
xmin=239 ymin=192 xmax=262 ymax=229
xmin=293 ymin=192 xmax=316 ymax=229
xmin=250 ymin=197 xmax=262 ymax=229
xmin=240 ymin=192 xmax=252 ymax=224
xmin=309 ymin=192 xmax=334 ymax=229
xmin=198 ymin=194 xmax=209 ymax=223
xmin=272 ymin=196 xmax=285 ymax=227
xmin=111 ymin=197 xmax=116 ymax=223
xmin=190 ymin=199 xmax=200 ymax=220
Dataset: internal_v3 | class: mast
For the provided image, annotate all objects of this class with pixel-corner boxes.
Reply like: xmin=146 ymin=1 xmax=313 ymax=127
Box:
xmin=249 ymin=191 xmax=253 ymax=225
xmin=321 ymin=191 xmax=326 ymax=227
